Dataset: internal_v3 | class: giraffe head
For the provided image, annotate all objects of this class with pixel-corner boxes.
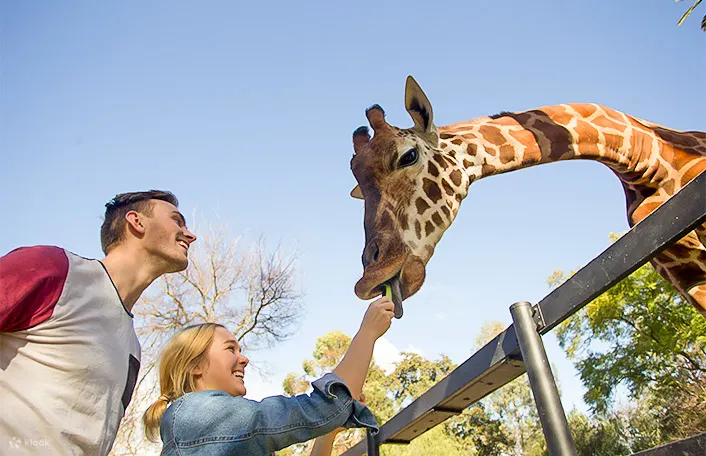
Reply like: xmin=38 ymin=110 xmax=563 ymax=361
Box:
xmin=349 ymin=76 xmax=471 ymax=304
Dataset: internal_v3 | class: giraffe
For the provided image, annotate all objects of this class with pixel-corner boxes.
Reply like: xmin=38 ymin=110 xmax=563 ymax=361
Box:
xmin=349 ymin=76 xmax=706 ymax=318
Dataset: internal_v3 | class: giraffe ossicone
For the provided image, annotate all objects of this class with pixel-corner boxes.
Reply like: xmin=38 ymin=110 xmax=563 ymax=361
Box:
xmin=349 ymin=76 xmax=706 ymax=318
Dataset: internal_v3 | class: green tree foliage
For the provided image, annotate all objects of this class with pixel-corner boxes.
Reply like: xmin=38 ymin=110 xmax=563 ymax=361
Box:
xmin=552 ymin=233 xmax=706 ymax=444
xmin=566 ymin=410 xmax=629 ymax=456
xmin=385 ymin=352 xmax=455 ymax=406
xmin=446 ymin=404 xmax=512 ymax=456
xmin=280 ymin=329 xmax=516 ymax=455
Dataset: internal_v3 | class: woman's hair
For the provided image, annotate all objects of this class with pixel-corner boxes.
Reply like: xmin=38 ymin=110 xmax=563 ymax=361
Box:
xmin=142 ymin=322 xmax=225 ymax=442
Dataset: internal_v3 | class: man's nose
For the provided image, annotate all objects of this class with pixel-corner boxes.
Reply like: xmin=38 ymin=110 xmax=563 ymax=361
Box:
xmin=183 ymin=229 xmax=197 ymax=243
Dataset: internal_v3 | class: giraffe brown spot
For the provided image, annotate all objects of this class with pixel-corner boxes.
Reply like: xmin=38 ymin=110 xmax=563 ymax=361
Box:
xmin=669 ymin=263 xmax=706 ymax=285
xmin=576 ymin=121 xmax=599 ymax=145
xmin=479 ymin=126 xmax=506 ymax=146
xmin=441 ymin=205 xmax=451 ymax=218
xmin=441 ymin=178 xmax=455 ymax=196
xmin=533 ymin=119 xmax=572 ymax=161
xmin=673 ymin=146 xmax=706 ymax=174
xmin=593 ymin=115 xmax=626 ymax=132
xmin=449 ymin=169 xmax=462 ymax=187
xmin=379 ymin=210 xmax=393 ymax=230
xmin=463 ymin=159 xmax=473 ymax=169
xmin=423 ymin=178 xmax=442 ymax=203
xmin=681 ymin=161 xmax=706 ymax=187
xmin=440 ymin=133 xmax=454 ymax=140
xmin=415 ymin=197 xmax=430 ymax=214
xmin=399 ymin=212 xmax=409 ymax=231
xmin=552 ymin=112 xmax=574 ymax=126
xmin=451 ymin=139 xmax=463 ymax=146
xmin=425 ymin=221 xmax=435 ymax=236
xmin=466 ymin=143 xmax=478 ymax=155
xmin=662 ymin=178 xmax=675 ymax=195
xmin=440 ymin=142 xmax=448 ymax=149
xmin=415 ymin=220 xmax=422 ymax=239
xmin=427 ymin=161 xmax=439 ymax=177
xmin=486 ymin=146 xmax=498 ymax=157
xmin=432 ymin=212 xmax=443 ymax=227
xmin=575 ymin=121 xmax=600 ymax=158
xmin=509 ymin=128 xmax=535 ymax=148
xmin=665 ymin=243 xmax=694 ymax=260
xmin=603 ymin=133 xmax=624 ymax=151
xmin=573 ymin=104 xmax=598 ymax=118
xmin=604 ymin=108 xmax=627 ymax=124
xmin=499 ymin=145 xmax=515 ymax=164
xmin=433 ymin=154 xmax=449 ymax=170
xmin=632 ymin=201 xmax=661 ymax=223
xmin=448 ymin=150 xmax=456 ymax=158
xmin=482 ymin=163 xmax=497 ymax=175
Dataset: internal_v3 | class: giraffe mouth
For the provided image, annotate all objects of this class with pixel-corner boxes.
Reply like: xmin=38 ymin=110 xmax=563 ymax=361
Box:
xmin=355 ymin=254 xmax=427 ymax=310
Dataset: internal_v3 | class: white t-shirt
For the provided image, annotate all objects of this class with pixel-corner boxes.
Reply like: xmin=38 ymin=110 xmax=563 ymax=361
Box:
xmin=0 ymin=245 xmax=141 ymax=455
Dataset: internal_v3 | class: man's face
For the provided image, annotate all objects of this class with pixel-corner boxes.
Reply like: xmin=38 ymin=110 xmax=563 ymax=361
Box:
xmin=141 ymin=200 xmax=196 ymax=273
xmin=197 ymin=327 xmax=249 ymax=397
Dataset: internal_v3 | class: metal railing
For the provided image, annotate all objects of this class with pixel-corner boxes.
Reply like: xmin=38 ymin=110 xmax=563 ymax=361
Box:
xmin=342 ymin=170 xmax=706 ymax=456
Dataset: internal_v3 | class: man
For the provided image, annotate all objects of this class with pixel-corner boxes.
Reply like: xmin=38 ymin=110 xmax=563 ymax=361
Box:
xmin=0 ymin=190 xmax=197 ymax=455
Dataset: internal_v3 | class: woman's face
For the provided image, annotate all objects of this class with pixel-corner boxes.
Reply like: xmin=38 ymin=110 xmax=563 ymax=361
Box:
xmin=194 ymin=327 xmax=249 ymax=396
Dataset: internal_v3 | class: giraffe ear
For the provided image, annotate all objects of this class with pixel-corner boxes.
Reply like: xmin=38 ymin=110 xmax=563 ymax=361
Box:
xmin=405 ymin=76 xmax=436 ymax=134
xmin=350 ymin=185 xmax=364 ymax=200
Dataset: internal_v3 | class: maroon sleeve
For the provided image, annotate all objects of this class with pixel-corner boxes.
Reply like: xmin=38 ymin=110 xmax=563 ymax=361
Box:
xmin=0 ymin=245 xmax=68 ymax=332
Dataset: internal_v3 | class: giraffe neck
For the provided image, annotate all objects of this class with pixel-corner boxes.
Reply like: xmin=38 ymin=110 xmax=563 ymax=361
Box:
xmin=439 ymin=104 xmax=675 ymax=187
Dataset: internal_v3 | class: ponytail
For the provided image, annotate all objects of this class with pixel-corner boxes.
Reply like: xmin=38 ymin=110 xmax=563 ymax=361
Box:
xmin=143 ymin=395 xmax=172 ymax=442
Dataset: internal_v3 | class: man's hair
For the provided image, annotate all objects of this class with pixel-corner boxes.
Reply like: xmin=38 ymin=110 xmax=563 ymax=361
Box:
xmin=100 ymin=190 xmax=179 ymax=254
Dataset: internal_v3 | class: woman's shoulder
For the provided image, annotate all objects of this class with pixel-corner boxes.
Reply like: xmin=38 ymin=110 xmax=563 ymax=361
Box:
xmin=171 ymin=390 xmax=244 ymax=415
xmin=162 ymin=390 xmax=253 ymax=438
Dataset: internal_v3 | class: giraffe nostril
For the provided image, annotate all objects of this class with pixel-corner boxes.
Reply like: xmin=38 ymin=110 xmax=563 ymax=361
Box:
xmin=363 ymin=241 xmax=383 ymax=267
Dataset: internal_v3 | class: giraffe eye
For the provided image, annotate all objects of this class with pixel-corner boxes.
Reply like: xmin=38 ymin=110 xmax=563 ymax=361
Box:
xmin=398 ymin=149 xmax=418 ymax=168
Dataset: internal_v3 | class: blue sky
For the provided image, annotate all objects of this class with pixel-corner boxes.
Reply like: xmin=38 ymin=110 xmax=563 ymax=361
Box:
xmin=2 ymin=0 xmax=704 ymax=418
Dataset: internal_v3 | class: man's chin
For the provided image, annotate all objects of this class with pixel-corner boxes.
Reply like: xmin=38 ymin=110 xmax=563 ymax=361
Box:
xmin=167 ymin=256 xmax=189 ymax=273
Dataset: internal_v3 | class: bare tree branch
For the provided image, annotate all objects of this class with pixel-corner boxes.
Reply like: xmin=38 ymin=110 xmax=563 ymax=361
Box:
xmin=110 ymin=224 xmax=304 ymax=455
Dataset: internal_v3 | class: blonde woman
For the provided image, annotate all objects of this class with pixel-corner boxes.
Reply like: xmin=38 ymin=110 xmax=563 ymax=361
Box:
xmin=143 ymin=297 xmax=394 ymax=455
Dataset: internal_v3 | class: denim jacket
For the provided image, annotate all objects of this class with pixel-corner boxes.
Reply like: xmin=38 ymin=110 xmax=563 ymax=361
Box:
xmin=159 ymin=373 xmax=378 ymax=455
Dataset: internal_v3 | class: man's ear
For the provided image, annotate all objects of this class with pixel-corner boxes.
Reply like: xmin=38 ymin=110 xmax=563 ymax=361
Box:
xmin=125 ymin=211 xmax=146 ymax=235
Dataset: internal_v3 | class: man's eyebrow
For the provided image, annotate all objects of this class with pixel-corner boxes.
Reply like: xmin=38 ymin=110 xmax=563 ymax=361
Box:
xmin=172 ymin=211 xmax=187 ymax=226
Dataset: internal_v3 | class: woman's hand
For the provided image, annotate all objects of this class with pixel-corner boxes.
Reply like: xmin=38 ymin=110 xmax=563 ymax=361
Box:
xmin=358 ymin=297 xmax=395 ymax=341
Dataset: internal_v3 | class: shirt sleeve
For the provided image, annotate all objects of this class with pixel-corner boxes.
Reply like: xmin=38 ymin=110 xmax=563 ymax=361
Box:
xmin=0 ymin=245 xmax=68 ymax=332
xmin=172 ymin=373 xmax=379 ymax=453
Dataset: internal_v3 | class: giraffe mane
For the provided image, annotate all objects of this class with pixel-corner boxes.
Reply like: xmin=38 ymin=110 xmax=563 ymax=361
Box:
xmin=489 ymin=111 xmax=514 ymax=119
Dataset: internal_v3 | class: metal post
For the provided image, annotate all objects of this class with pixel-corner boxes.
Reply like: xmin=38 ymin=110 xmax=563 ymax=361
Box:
xmin=366 ymin=429 xmax=379 ymax=456
xmin=510 ymin=301 xmax=577 ymax=456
